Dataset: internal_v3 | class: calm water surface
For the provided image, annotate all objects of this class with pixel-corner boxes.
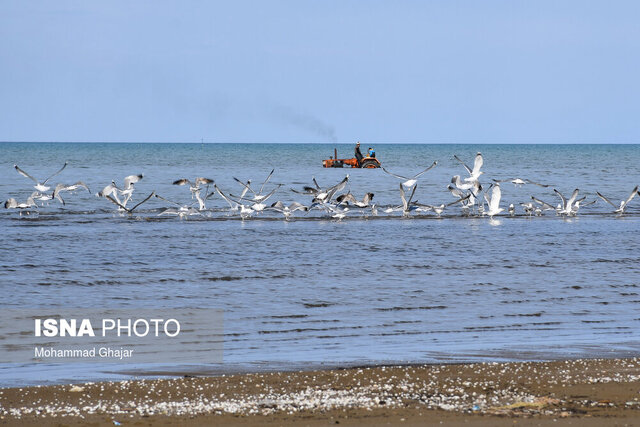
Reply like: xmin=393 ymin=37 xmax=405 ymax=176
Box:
xmin=1 ymin=143 xmax=639 ymax=387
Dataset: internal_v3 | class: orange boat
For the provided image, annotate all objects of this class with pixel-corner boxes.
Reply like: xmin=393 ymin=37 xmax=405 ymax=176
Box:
xmin=322 ymin=148 xmax=381 ymax=168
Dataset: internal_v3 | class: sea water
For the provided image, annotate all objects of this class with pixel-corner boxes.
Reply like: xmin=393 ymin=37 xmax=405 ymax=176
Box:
xmin=1 ymin=143 xmax=639 ymax=386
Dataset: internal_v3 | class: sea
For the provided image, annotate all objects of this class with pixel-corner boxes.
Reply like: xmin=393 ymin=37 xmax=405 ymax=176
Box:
xmin=1 ymin=142 xmax=639 ymax=387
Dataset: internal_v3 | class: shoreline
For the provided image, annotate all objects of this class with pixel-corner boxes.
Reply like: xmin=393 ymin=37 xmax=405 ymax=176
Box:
xmin=2 ymin=357 xmax=639 ymax=426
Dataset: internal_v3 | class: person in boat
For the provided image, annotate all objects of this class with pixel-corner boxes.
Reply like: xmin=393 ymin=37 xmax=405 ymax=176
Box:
xmin=354 ymin=142 xmax=364 ymax=166
xmin=368 ymin=147 xmax=376 ymax=158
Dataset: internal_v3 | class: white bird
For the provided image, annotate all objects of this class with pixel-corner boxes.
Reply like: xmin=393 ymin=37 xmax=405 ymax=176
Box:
xmin=493 ymin=178 xmax=526 ymax=187
xmin=173 ymin=177 xmax=214 ymax=199
xmin=508 ymin=203 xmax=515 ymax=216
xmin=531 ymin=196 xmax=556 ymax=214
xmin=156 ymin=194 xmax=202 ymax=218
xmin=454 ymin=153 xmax=484 ymax=182
xmin=231 ymin=169 xmax=276 ymax=202
xmin=554 ymin=188 xmax=580 ymax=216
xmin=451 ymin=175 xmax=475 ymax=191
xmin=98 ymin=181 xmax=119 ymax=198
xmin=31 ymin=191 xmax=55 ymax=203
xmin=4 ymin=196 xmax=37 ymax=210
xmin=484 ymin=184 xmax=504 ymax=217
xmin=267 ymin=201 xmax=309 ymax=219
xmin=105 ymin=191 xmax=155 ymax=214
xmin=311 ymin=175 xmax=349 ymax=204
xmin=336 ymin=192 xmax=374 ymax=208
xmin=414 ymin=195 xmax=471 ymax=217
xmin=291 ymin=177 xmax=322 ymax=195
xmin=447 ymin=184 xmax=466 ymax=199
xmin=381 ymin=161 xmax=437 ymax=188
xmin=158 ymin=206 xmax=201 ymax=218
xmin=233 ymin=178 xmax=252 ymax=199
xmin=119 ymin=174 xmax=144 ymax=206
xmin=228 ymin=185 xmax=281 ymax=213
xmin=214 ymin=184 xmax=239 ymax=212
xmin=520 ymin=202 xmax=535 ymax=216
xmin=97 ymin=174 xmax=143 ymax=207
xmin=571 ymin=197 xmax=591 ymax=215
xmin=399 ymin=183 xmax=419 ymax=216
xmin=193 ymin=188 xmax=213 ymax=211
xmin=492 ymin=178 xmax=550 ymax=188
xmin=238 ymin=204 xmax=255 ymax=219
xmin=51 ymin=181 xmax=91 ymax=205
xmin=14 ymin=162 xmax=68 ymax=192
xmin=321 ymin=203 xmax=349 ymax=220
xmin=596 ymin=186 xmax=639 ymax=214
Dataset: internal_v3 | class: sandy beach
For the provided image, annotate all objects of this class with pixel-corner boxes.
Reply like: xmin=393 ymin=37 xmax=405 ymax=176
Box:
xmin=2 ymin=358 xmax=640 ymax=426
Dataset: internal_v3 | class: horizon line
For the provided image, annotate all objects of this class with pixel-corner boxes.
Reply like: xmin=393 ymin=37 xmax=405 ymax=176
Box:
xmin=2 ymin=141 xmax=640 ymax=145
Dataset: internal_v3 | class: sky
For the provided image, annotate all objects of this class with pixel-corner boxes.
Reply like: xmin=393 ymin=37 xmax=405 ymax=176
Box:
xmin=0 ymin=1 xmax=639 ymax=143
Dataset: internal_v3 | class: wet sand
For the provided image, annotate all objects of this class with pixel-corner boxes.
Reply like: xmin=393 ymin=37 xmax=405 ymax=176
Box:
xmin=2 ymin=358 xmax=640 ymax=426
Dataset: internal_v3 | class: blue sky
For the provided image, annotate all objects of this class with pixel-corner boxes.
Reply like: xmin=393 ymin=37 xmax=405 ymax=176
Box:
xmin=1 ymin=1 xmax=639 ymax=143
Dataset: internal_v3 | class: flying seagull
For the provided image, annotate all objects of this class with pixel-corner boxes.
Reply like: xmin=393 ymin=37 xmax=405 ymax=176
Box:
xmin=173 ymin=177 xmax=214 ymax=198
xmin=14 ymin=162 xmax=68 ymax=192
xmin=414 ymin=194 xmax=471 ymax=217
xmin=484 ymin=183 xmax=504 ymax=218
xmin=554 ymin=188 xmax=580 ymax=216
xmin=454 ymin=153 xmax=484 ymax=182
xmin=105 ymin=191 xmax=155 ymax=214
xmin=336 ymin=192 xmax=374 ymax=208
xmin=596 ymin=186 xmax=639 ymax=214
xmin=382 ymin=161 xmax=437 ymax=188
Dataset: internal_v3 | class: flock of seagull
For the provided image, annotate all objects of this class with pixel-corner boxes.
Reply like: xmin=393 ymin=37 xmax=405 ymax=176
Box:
xmin=4 ymin=153 xmax=640 ymax=220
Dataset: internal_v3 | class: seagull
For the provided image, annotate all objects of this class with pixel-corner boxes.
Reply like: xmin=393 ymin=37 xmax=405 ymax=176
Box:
xmin=596 ymin=186 xmax=639 ymax=214
xmin=320 ymin=203 xmax=349 ymax=220
xmin=4 ymin=196 xmax=37 ymax=210
xmin=312 ymin=175 xmax=349 ymax=204
xmin=554 ymin=188 xmax=580 ymax=216
xmin=336 ymin=192 xmax=374 ymax=208
xmin=413 ymin=195 xmax=471 ymax=217
xmin=231 ymin=169 xmax=276 ymax=202
xmin=51 ymin=182 xmax=91 ymax=205
xmin=14 ymin=162 xmax=68 ymax=192
xmin=119 ymin=174 xmax=144 ymax=206
xmin=381 ymin=161 xmax=437 ymax=188
xmin=155 ymin=195 xmax=202 ymax=218
xmin=531 ymin=196 xmax=556 ymax=214
xmin=228 ymin=185 xmax=281 ymax=213
xmin=508 ymin=204 xmax=515 ymax=216
xmin=173 ymin=177 xmax=214 ymax=198
xmin=572 ymin=197 xmax=596 ymax=214
xmin=492 ymin=178 xmax=550 ymax=188
xmin=451 ymin=175 xmax=475 ymax=191
xmin=97 ymin=174 xmax=143 ymax=207
xmin=267 ymin=201 xmax=309 ymax=219
xmin=399 ymin=183 xmax=419 ymax=217
xmin=484 ymin=183 xmax=504 ymax=218
xmin=194 ymin=188 xmax=215 ymax=211
xmin=105 ymin=191 xmax=155 ymax=214
xmin=524 ymin=179 xmax=551 ymax=188
xmin=291 ymin=177 xmax=322 ymax=195
xmin=31 ymin=191 xmax=55 ymax=204
xmin=493 ymin=178 xmax=527 ymax=187
xmin=520 ymin=202 xmax=535 ymax=216
xmin=238 ymin=203 xmax=255 ymax=219
xmin=158 ymin=206 xmax=201 ymax=218
xmin=213 ymin=183 xmax=240 ymax=212
xmin=98 ymin=181 xmax=119 ymax=198
xmin=447 ymin=184 xmax=466 ymax=199
xmin=454 ymin=153 xmax=483 ymax=182
xmin=233 ymin=178 xmax=252 ymax=199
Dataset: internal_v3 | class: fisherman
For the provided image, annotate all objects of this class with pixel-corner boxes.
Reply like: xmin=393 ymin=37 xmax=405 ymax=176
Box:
xmin=368 ymin=147 xmax=376 ymax=158
xmin=354 ymin=142 xmax=363 ymax=166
